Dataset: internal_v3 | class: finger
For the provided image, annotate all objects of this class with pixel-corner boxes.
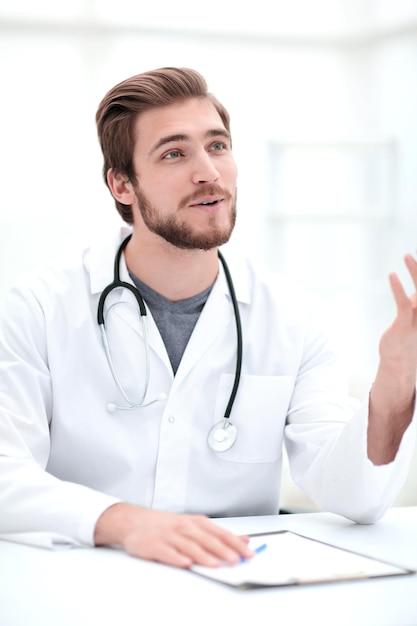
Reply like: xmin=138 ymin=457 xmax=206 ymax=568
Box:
xmin=196 ymin=517 xmax=252 ymax=553
xmin=404 ymin=253 xmax=417 ymax=291
xmin=170 ymin=534 xmax=225 ymax=567
xmin=138 ymin=528 xmax=233 ymax=569
xmin=158 ymin=516 xmax=251 ymax=567
xmin=209 ymin=529 xmax=253 ymax=561
xmin=388 ymin=272 xmax=411 ymax=315
xmin=143 ymin=542 xmax=194 ymax=569
xmin=183 ymin=523 xmax=253 ymax=565
xmin=124 ymin=528 xmax=196 ymax=568
xmin=169 ymin=531 xmax=251 ymax=568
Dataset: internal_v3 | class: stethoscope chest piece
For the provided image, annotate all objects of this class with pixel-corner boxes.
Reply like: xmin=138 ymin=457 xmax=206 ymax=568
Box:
xmin=208 ymin=419 xmax=237 ymax=452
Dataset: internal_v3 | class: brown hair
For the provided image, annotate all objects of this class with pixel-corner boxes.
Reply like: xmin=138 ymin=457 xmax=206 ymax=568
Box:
xmin=95 ymin=67 xmax=231 ymax=223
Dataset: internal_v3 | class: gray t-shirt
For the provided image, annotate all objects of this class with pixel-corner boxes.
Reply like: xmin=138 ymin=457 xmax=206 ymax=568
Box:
xmin=129 ymin=272 xmax=213 ymax=374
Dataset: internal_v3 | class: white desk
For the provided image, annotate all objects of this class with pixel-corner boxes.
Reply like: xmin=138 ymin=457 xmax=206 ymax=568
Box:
xmin=1 ymin=507 xmax=416 ymax=626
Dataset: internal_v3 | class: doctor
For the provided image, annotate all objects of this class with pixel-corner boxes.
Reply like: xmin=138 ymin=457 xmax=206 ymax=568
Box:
xmin=0 ymin=67 xmax=416 ymax=569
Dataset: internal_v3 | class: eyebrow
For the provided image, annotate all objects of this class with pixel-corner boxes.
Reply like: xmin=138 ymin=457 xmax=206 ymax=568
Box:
xmin=149 ymin=128 xmax=230 ymax=156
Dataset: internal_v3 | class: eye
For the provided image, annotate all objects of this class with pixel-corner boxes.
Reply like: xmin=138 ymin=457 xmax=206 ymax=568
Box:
xmin=163 ymin=149 xmax=182 ymax=160
xmin=210 ymin=142 xmax=226 ymax=152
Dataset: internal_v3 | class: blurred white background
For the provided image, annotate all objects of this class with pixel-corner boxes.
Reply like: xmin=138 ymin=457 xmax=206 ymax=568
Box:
xmin=1 ymin=0 xmax=417 ymax=508
xmin=1 ymin=0 xmax=417 ymax=396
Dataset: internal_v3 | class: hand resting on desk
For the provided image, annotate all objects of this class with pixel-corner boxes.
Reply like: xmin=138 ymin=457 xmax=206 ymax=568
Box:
xmin=94 ymin=503 xmax=253 ymax=568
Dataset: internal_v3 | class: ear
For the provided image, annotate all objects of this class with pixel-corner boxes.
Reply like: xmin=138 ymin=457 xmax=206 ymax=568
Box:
xmin=107 ymin=169 xmax=135 ymax=205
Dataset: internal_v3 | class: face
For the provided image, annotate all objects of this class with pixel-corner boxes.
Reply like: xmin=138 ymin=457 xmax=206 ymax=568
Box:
xmin=130 ymin=97 xmax=238 ymax=251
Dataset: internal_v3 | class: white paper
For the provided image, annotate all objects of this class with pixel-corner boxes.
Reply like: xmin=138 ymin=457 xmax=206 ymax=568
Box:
xmin=191 ymin=531 xmax=412 ymax=588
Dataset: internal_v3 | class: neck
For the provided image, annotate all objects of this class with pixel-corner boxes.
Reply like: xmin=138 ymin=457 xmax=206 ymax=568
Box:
xmin=124 ymin=231 xmax=220 ymax=302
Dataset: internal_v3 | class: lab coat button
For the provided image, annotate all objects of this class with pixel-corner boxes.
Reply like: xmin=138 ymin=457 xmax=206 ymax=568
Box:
xmin=168 ymin=416 xmax=175 ymax=423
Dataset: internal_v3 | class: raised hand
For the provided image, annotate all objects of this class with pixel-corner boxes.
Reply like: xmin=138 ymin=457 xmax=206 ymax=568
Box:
xmin=368 ymin=253 xmax=417 ymax=464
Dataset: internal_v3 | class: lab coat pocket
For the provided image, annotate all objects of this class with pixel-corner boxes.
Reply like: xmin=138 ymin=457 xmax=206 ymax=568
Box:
xmin=213 ymin=374 xmax=294 ymax=463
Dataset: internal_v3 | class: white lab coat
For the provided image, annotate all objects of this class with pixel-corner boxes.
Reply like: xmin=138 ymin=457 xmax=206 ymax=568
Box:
xmin=0 ymin=226 xmax=415 ymax=548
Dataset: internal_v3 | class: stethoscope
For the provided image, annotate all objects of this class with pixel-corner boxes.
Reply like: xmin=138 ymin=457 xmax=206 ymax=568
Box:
xmin=97 ymin=234 xmax=242 ymax=453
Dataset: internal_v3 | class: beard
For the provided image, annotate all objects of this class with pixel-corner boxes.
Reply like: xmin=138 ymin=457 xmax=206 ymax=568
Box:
xmin=133 ymin=183 xmax=237 ymax=251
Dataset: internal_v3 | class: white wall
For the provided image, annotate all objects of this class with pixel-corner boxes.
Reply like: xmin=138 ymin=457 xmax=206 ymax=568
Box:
xmin=1 ymin=0 xmax=417 ymax=509
xmin=1 ymin=0 xmax=417 ymax=389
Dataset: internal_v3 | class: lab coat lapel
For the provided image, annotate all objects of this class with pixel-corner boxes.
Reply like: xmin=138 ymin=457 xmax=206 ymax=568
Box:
xmin=173 ymin=255 xmax=248 ymax=386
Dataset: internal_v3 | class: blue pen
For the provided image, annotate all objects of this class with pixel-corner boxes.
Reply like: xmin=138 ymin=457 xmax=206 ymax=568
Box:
xmin=239 ymin=542 xmax=268 ymax=564
xmin=254 ymin=543 xmax=268 ymax=555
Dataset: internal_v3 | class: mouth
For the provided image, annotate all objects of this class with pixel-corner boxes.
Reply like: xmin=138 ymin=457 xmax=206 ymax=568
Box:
xmin=189 ymin=196 xmax=223 ymax=208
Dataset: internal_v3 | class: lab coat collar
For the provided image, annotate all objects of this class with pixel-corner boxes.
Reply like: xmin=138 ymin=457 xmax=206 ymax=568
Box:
xmin=88 ymin=227 xmax=251 ymax=306
xmin=88 ymin=225 xmax=133 ymax=294
xmin=217 ymin=243 xmax=251 ymax=305
xmin=87 ymin=227 xmax=251 ymax=379
xmin=173 ymin=262 xmax=241 ymax=384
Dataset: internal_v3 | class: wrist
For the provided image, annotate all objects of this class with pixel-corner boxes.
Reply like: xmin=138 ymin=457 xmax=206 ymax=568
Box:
xmin=94 ymin=502 xmax=140 ymax=547
xmin=368 ymin=371 xmax=415 ymax=464
xmin=372 ymin=359 xmax=416 ymax=412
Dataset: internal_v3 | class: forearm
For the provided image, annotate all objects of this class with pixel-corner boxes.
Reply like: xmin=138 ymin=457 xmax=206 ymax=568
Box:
xmin=368 ymin=361 xmax=415 ymax=465
xmin=0 ymin=459 xmax=119 ymax=546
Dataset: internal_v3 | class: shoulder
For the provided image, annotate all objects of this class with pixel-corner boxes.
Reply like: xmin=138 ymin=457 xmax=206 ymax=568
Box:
xmin=219 ymin=245 xmax=333 ymax=349
xmin=0 ymin=226 xmax=130 ymax=319
xmin=220 ymin=245 xmax=316 ymax=311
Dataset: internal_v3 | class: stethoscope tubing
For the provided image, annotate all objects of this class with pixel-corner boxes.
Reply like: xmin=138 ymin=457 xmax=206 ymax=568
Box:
xmin=97 ymin=234 xmax=146 ymax=325
xmin=217 ymin=250 xmax=242 ymax=420
xmin=97 ymin=234 xmax=243 ymax=449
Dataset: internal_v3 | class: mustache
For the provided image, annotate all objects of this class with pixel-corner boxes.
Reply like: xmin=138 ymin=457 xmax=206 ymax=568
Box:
xmin=178 ymin=184 xmax=233 ymax=209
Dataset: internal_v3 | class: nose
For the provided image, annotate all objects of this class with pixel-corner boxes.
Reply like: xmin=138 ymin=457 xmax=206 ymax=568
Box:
xmin=191 ymin=150 xmax=220 ymax=185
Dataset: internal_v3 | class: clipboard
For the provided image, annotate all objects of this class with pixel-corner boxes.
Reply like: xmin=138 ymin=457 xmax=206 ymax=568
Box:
xmin=190 ymin=530 xmax=415 ymax=589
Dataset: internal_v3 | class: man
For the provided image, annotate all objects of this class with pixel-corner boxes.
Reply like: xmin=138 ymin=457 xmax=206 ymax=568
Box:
xmin=0 ymin=67 xmax=416 ymax=569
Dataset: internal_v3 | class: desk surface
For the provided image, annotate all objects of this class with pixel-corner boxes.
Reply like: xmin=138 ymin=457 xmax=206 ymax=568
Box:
xmin=1 ymin=507 xmax=417 ymax=626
